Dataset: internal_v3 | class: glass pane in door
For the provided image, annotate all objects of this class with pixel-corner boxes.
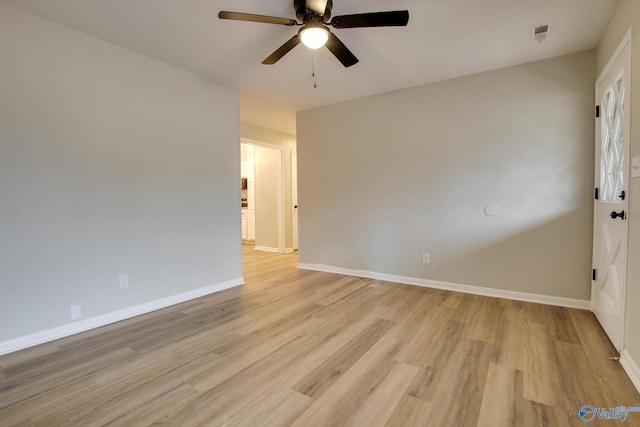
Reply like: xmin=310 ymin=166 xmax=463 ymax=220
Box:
xmin=600 ymin=71 xmax=625 ymax=203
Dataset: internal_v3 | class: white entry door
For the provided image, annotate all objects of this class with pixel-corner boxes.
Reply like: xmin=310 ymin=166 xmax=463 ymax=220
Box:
xmin=592 ymin=33 xmax=631 ymax=352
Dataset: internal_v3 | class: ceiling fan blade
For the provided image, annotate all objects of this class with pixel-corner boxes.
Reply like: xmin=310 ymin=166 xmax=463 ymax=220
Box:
xmin=262 ymin=35 xmax=301 ymax=64
xmin=306 ymin=0 xmax=328 ymax=16
xmin=218 ymin=11 xmax=297 ymax=26
xmin=325 ymin=33 xmax=358 ymax=67
xmin=330 ymin=10 xmax=409 ymax=29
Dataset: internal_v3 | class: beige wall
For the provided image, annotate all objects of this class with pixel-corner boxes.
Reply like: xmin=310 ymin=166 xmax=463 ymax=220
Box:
xmin=241 ymin=122 xmax=296 ymax=152
xmin=297 ymin=50 xmax=595 ymax=301
xmin=596 ymin=0 xmax=640 ymax=374
xmin=0 ymin=5 xmax=241 ymax=345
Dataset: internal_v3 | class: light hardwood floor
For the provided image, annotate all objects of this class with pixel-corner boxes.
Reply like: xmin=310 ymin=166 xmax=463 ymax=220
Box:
xmin=1 ymin=246 xmax=639 ymax=426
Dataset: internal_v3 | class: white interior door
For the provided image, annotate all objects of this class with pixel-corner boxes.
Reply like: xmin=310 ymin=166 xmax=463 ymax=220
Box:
xmin=252 ymin=143 xmax=284 ymax=252
xmin=292 ymin=152 xmax=298 ymax=251
xmin=592 ymin=34 xmax=631 ymax=352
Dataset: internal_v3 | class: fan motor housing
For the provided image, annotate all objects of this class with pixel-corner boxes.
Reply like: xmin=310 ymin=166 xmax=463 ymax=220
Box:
xmin=295 ymin=0 xmax=333 ymax=22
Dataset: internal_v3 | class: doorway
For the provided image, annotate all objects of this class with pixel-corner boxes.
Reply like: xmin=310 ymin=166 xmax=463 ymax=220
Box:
xmin=241 ymin=139 xmax=297 ymax=253
xmin=241 ymin=143 xmax=256 ymax=243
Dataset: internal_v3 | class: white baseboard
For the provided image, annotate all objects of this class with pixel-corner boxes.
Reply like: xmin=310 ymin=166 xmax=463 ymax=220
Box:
xmin=0 ymin=278 xmax=244 ymax=356
xmin=297 ymin=263 xmax=590 ymax=310
xmin=621 ymin=349 xmax=640 ymax=394
xmin=252 ymin=246 xmax=294 ymax=254
xmin=254 ymin=246 xmax=280 ymax=253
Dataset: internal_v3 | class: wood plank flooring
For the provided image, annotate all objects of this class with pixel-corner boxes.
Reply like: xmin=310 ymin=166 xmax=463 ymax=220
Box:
xmin=1 ymin=246 xmax=639 ymax=426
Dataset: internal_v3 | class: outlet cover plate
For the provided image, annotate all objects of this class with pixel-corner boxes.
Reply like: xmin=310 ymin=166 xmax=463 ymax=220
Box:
xmin=119 ymin=273 xmax=129 ymax=289
xmin=70 ymin=304 xmax=82 ymax=320
xmin=632 ymin=156 xmax=640 ymax=178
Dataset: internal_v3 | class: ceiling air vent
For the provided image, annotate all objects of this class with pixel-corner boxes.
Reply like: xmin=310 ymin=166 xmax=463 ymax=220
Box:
xmin=532 ymin=23 xmax=551 ymax=43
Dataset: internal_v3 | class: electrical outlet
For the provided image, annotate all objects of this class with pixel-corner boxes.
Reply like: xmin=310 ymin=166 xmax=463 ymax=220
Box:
xmin=70 ymin=304 xmax=82 ymax=320
xmin=422 ymin=253 xmax=430 ymax=264
xmin=119 ymin=273 xmax=129 ymax=289
xmin=632 ymin=156 xmax=640 ymax=179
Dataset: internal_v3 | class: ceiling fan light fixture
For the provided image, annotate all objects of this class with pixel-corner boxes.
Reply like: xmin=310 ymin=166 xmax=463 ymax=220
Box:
xmin=219 ymin=3 xmax=409 ymax=67
xmin=300 ymin=25 xmax=329 ymax=49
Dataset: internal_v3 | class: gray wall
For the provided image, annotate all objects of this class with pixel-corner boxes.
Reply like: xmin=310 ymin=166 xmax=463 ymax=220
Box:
xmin=0 ymin=5 xmax=242 ymax=344
xmin=597 ymin=0 xmax=640 ymax=377
xmin=297 ymin=50 xmax=595 ymax=300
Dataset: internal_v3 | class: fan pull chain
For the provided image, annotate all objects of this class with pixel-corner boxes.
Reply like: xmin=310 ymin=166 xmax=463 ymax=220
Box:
xmin=312 ymin=54 xmax=317 ymax=89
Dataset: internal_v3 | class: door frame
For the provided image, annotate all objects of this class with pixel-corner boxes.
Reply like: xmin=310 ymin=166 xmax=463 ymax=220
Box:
xmin=591 ymin=29 xmax=632 ymax=352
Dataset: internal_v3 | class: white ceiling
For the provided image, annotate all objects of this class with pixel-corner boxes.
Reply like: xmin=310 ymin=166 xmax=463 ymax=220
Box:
xmin=5 ymin=0 xmax=618 ymax=135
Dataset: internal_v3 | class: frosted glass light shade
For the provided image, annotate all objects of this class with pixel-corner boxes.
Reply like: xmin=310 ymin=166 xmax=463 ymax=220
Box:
xmin=300 ymin=26 xmax=329 ymax=49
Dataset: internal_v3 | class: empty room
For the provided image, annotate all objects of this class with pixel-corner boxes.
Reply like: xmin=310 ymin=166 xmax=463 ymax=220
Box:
xmin=1 ymin=0 xmax=640 ymax=425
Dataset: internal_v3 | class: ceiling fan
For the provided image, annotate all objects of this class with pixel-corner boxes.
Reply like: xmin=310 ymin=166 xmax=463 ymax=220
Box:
xmin=218 ymin=0 xmax=409 ymax=67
